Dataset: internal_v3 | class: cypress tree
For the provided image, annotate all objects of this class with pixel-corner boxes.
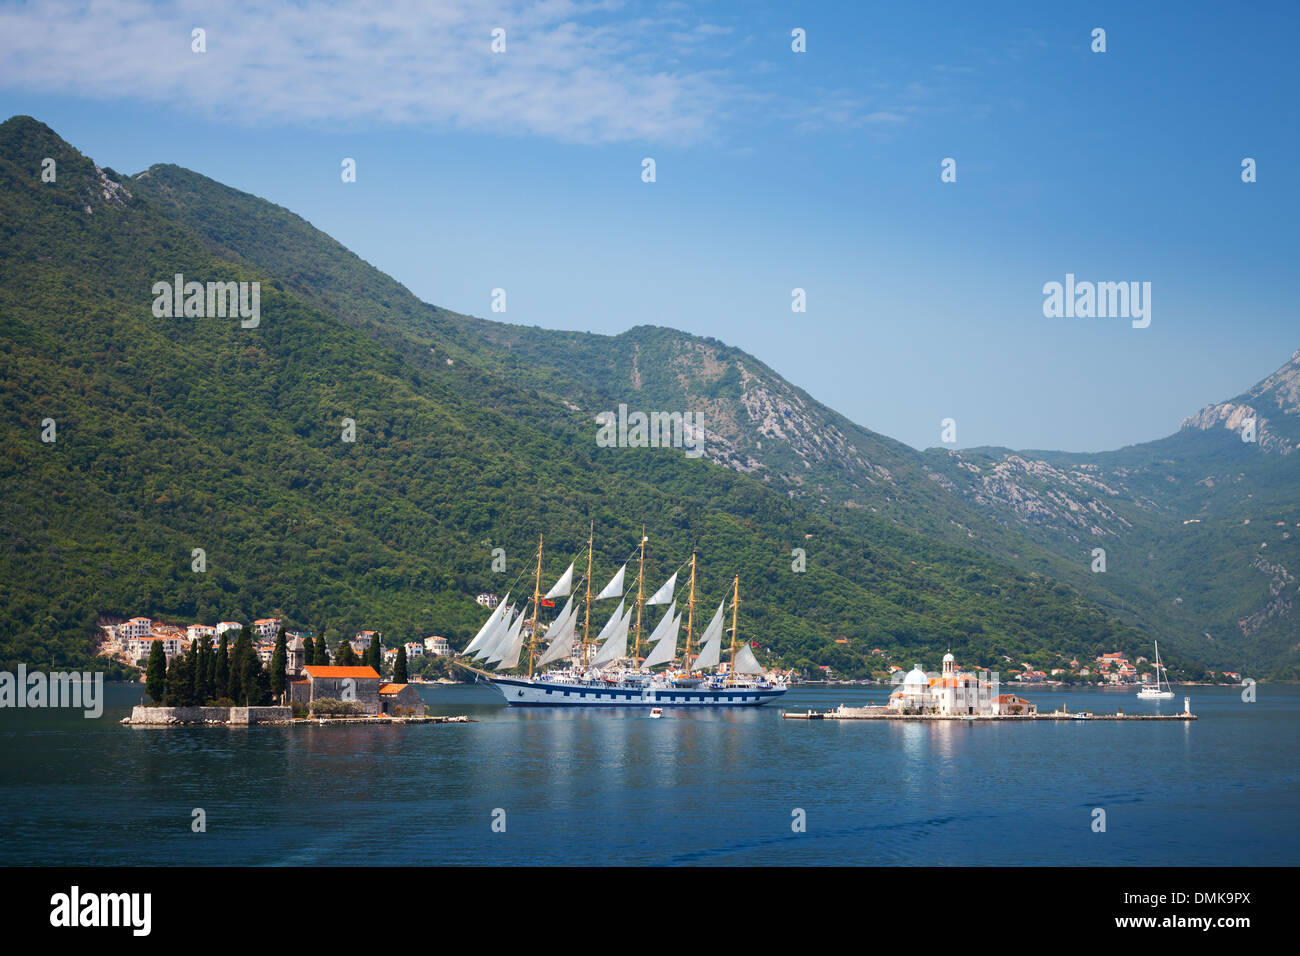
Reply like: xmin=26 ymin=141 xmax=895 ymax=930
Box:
xmin=202 ymin=636 xmax=216 ymax=701
xmin=145 ymin=640 xmax=166 ymax=704
xmin=190 ymin=639 xmax=205 ymax=705
xmin=394 ymin=645 xmax=408 ymax=684
xmin=369 ymin=633 xmax=382 ymax=671
xmin=336 ymin=641 xmax=358 ymax=666
xmin=302 ymin=633 xmax=316 ymax=667
xmin=180 ymin=649 xmax=199 ymax=707
xmin=229 ymin=625 xmax=253 ymax=703
xmin=216 ymin=633 xmax=230 ymax=699
xmin=270 ymin=627 xmax=287 ymax=701
xmin=241 ymin=649 xmax=266 ymax=706
xmin=315 ymin=632 xmax=329 ymax=665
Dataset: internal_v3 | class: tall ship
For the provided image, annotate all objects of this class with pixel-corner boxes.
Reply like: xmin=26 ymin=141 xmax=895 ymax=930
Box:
xmin=458 ymin=527 xmax=788 ymax=707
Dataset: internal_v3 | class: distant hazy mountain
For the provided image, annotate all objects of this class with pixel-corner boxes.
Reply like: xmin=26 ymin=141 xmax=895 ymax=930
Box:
xmin=3 ymin=115 xmax=1291 ymax=680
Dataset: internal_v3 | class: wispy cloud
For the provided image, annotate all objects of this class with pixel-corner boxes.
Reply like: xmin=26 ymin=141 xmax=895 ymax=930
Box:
xmin=0 ymin=0 xmax=736 ymax=144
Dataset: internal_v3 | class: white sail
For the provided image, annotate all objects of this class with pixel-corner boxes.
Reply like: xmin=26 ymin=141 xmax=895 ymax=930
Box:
xmin=691 ymin=602 xmax=726 ymax=671
xmin=488 ymin=607 xmax=525 ymax=665
xmin=543 ymin=563 xmax=574 ymax=600
xmin=536 ymin=607 xmax=579 ymax=667
xmin=474 ymin=607 xmax=514 ymax=661
xmin=479 ymin=608 xmax=514 ymax=662
xmin=645 ymin=572 xmax=677 ymax=606
xmin=590 ymin=599 xmax=626 ymax=647
xmin=640 ymin=613 xmax=681 ymax=669
xmin=732 ymin=643 xmax=764 ymax=675
xmin=592 ymin=606 xmax=633 ymax=667
xmin=596 ymin=564 xmax=626 ymax=600
xmin=548 ymin=595 xmax=575 ymax=635
xmin=463 ymin=592 xmax=510 ymax=656
xmin=643 ymin=600 xmax=677 ymax=647
xmin=495 ymin=605 xmax=530 ymax=670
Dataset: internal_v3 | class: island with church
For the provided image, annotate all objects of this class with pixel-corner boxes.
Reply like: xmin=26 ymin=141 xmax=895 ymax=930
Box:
xmin=783 ymin=652 xmax=1197 ymax=721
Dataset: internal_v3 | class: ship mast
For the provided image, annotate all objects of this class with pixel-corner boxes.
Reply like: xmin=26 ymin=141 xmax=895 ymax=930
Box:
xmin=728 ymin=574 xmax=740 ymax=680
xmin=632 ymin=526 xmax=647 ymax=666
xmin=582 ymin=521 xmax=594 ymax=668
xmin=682 ymin=550 xmax=697 ymax=677
xmin=526 ymin=534 xmax=543 ymax=678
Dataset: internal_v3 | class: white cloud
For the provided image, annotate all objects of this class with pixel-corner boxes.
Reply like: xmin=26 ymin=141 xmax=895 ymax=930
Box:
xmin=0 ymin=0 xmax=732 ymax=144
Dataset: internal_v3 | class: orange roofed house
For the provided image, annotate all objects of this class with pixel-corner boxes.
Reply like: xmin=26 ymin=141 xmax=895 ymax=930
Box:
xmin=379 ymin=683 xmax=425 ymax=716
xmin=291 ymin=665 xmax=383 ymax=715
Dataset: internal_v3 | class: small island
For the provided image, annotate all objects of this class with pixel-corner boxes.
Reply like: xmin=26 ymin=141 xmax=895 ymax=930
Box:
xmin=121 ymin=624 xmax=469 ymax=726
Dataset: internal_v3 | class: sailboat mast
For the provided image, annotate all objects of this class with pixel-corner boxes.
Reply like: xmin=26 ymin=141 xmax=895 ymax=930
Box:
xmin=527 ymin=534 xmax=543 ymax=678
xmin=632 ymin=527 xmax=647 ymax=666
xmin=582 ymin=521 xmax=593 ymax=668
xmin=728 ymin=575 xmax=740 ymax=677
xmin=683 ymin=551 xmax=697 ymax=677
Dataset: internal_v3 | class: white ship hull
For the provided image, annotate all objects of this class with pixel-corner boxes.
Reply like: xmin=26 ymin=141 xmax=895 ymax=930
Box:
xmin=492 ymin=675 xmax=787 ymax=707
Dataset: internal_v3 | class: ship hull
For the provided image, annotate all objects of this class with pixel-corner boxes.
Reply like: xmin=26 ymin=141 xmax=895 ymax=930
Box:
xmin=491 ymin=676 xmax=787 ymax=707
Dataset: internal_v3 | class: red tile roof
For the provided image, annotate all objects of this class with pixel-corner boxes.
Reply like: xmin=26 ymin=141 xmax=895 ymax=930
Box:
xmin=379 ymin=683 xmax=408 ymax=694
xmin=303 ymin=665 xmax=379 ymax=679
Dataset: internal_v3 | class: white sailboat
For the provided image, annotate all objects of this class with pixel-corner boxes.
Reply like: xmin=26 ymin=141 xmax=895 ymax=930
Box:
xmin=1136 ymin=640 xmax=1175 ymax=699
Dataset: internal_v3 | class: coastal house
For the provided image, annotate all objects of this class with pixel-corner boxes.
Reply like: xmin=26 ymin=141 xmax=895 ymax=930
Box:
xmin=253 ymin=618 xmax=281 ymax=640
xmin=119 ymin=617 xmax=153 ymax=640
xmin=379 ymin=683 xmax=424 ymax=716
xmin=186 ymin=624 xmax=217 ymax=643
xmin=291 ymin=665 xmax=383 ymax=715
xmin=404 ymin=641 xmax=424 ymax=658
xmin=475 ymin=593 xmax=499 ymax=608
xmin=424 ymin=635 xmax=451 ymax=656
xmin=127 ymin=634 xmax=184 ymax=662
xmin=216 ymin=621 xmax=241 ymax=637
xmin=993 ymin=694 xmax=1037 ymax=716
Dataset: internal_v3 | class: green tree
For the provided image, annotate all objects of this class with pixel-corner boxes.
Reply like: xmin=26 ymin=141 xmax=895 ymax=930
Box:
xmin=229 ymin=625 xmax=254 ymax=702
xmin=270 ymin=627 xmax=287 ymax=701
xmin=241 ymin=649 xmax=267 ymax=706
xmin=145 ymin=640 xmax=166 ymax=704
xmin=394 ymin=645 xmax=408 ymax=684
xmin=336 ymin=640 xmax=358 ymax=666
xmin=190 ymin=638 xmax=205 ymax=704
xmin=302 ymin=632 xmax=316 ymax=667
xmin=368 ymin=633 xmax=382 ymax=671
xmin=215 ymin=633 xmax=230 ymax=698
xmin=202 ymin=635 xmax=217 ymax=701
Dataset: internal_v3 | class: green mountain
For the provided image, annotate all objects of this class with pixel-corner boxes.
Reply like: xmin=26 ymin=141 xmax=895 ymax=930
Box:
xmin=0 ymin=115 xmax=1286 ymax=683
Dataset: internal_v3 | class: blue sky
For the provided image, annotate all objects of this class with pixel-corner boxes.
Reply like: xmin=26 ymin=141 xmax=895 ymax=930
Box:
xmin=2 ymin=1 xmax=1296 ymax=452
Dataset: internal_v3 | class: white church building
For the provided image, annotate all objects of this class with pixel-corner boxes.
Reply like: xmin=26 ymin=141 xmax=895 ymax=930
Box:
xmin=889 ymin=653 xmax=1014 ymax=716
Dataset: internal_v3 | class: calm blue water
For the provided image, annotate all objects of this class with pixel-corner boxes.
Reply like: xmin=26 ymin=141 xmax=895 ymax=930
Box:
xmin=1 ymin=682 xmax=1295 ymax=865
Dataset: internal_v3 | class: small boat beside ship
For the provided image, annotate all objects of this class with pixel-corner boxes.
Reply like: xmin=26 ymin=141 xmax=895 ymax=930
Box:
xmin=459 ymin=527 xmax=787 ymax=708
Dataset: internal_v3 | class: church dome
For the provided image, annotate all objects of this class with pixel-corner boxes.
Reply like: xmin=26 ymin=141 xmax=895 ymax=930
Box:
xmin=903 ymin=665 xmax=929 ymax=686
xmin=943 ymin=652 xmax=955 ymax=663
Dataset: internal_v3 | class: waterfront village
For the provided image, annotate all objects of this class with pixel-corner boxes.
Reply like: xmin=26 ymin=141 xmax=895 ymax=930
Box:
xmin=99 ymin=613 xmax=454 ymax=722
